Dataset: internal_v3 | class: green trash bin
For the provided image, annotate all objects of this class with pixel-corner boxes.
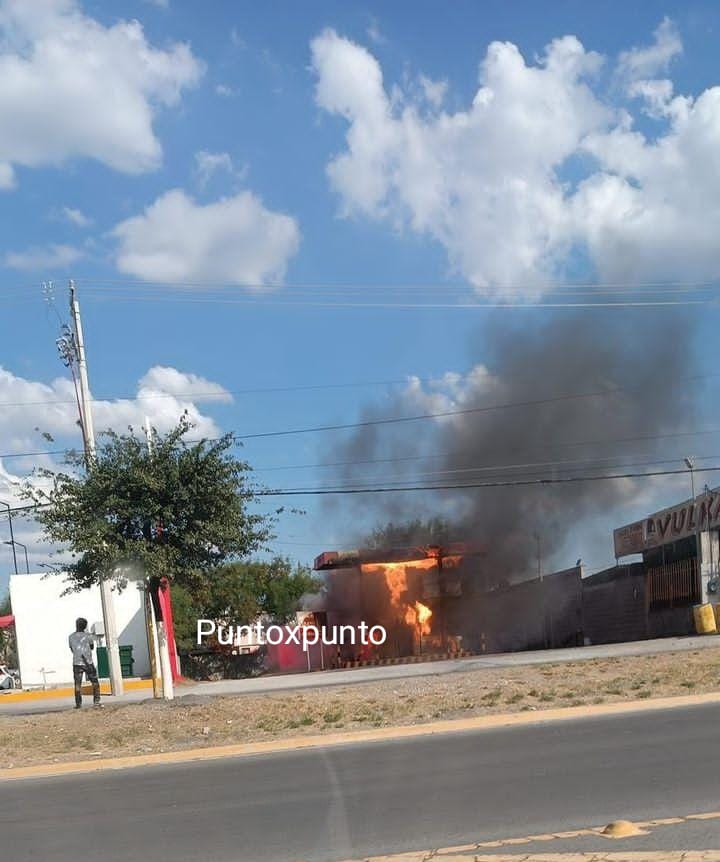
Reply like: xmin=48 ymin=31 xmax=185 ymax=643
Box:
xmin=119 ymin=645 xmax=135 ymax=678
xmin=96 ymin=645 xmax=108 ymax=678
xmin=95 ymin=645 xmax=134 ymax=678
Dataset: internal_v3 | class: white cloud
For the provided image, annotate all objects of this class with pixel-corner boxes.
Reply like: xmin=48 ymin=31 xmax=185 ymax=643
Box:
xmin=194 ymin=150 xmax=245 ymax=188
xmin=112 ymin=188 xmax=300 ymax=286
xmin=311 ymin=22 xmax=720 ymax=293
xmin=617 ymin=17 xmax=681 ymax=83
xmin=418 ymin=74 xmax=447 ymax=108
xmin=366 ymin=18 xmax=386 ymax=47
xmin=4 ymin=243 xmax=83 ymax=271
xmin=0 ymin=0 xmax=203 ymax=183
xmin=138 ymin=366 xmax=232 ymax=403
xmin=0 ymin=364 xmax=227 ymax=446
xmin=311 ymin=28 xmax=608 ymax=292
xmin=61 ymin=206 xmax=92 ymax=228
xmin=0 ymin=161 xmax=15 ymax=190
xmin=0 ymin=363 xmax=229 ymax=572
xmin=215 ymin=83 xmax=234 ymax=97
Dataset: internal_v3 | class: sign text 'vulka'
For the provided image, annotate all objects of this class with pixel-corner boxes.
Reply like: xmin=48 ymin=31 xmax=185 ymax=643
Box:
xmin=614 ymin=489 xmax=720 ymax=557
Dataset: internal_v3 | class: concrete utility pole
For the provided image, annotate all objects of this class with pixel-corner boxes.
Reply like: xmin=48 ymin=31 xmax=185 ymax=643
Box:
xmin=144 ymin=417 xmax=174 ymax=701
xmin=69 ymin=281 xmax=124 ymax=697
xmin=0 ymin=501 xmax=18 ymax=575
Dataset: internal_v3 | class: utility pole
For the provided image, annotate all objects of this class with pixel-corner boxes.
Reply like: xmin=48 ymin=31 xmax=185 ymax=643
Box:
xmin=0 ymin=501 xmax=18 ymax=575
xmin=68 ymin=281 xmax=124 ymax=697
xmin=144 ymin=417 xmax=174 ymax=700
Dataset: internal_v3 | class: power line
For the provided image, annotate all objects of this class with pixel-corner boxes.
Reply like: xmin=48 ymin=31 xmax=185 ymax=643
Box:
xmin=77 ymin=277 xmax=720 ymax=292
xmin=4 ymin=463 xmax=718 ymax=511
xmin=81 ymin=291 xmax=715 ymax=310
xmin=2 ymin=366 xmax=719 ymax=413
xmin=251 ymin=454 xmax=720 ymax=490
xmin=0 ymin=373 xmax=451 ymax=409
xmin=255 ymin=464 xmax=720 ymax=497
xmin=0 ymin=447 xmax=66 ymax=460
xmin=228 ymin=382 xmax=711 ymax=441
xmin=5 ymin=424 xmax=720 ymax=466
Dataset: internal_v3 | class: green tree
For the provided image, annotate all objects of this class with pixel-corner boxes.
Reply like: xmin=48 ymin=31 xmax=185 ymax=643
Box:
xmin=23 ymin=418 xmax=273 ymax=592
xmin=362 ymin=517 xmax=454 ymax=549
xmin=171 ymin=559 xmax=321 ymax=651
xmin=203 ymin=558 xmax=320 ymax=625
xmin=168 ymin=583 xmax=203 ymax=653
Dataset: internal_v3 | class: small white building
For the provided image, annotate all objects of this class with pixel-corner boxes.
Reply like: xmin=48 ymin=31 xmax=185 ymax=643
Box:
xmin=9 ymin=572 xmax=151 ymax=688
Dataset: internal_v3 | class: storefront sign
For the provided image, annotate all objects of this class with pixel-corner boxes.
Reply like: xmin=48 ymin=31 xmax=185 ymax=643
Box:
xmin=614 ymin=489 xmax=720 ymax=557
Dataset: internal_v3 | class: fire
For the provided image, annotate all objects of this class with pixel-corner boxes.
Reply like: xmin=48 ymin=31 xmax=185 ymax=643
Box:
xmin=405 ymin=601 xmax=433 ymax=635
xmin=360 ymin=559 xmax=436 ymax=634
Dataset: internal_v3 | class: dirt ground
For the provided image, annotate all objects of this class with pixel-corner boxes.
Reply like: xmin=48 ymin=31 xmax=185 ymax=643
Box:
xmin=2 ymin=646 xmax=719 ymax=768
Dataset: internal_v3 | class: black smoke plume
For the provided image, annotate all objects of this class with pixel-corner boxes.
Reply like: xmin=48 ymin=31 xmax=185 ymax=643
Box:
xmin=324 ymin=311 xmax=699 ymax=583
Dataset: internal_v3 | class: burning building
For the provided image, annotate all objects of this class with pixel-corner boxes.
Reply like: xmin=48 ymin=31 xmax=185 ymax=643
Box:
xmin=314 ymin=544 xmax=584 ymax=663
xmin=314 ymin=543 xmax=486 ymax=661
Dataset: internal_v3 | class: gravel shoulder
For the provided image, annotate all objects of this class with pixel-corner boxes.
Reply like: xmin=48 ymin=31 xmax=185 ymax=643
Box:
xmin=2 ymin=645 xmax=719 ymax=768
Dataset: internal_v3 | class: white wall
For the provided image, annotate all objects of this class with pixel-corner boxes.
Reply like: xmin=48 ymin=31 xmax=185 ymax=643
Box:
xmin=9 ymin=573 xmax=150 ymax=687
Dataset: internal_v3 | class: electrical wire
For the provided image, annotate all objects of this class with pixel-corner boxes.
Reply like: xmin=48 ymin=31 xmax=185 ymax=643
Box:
xmin=3 ymin=463 xmax=718 ymax=511
xmin=254 ymin=464 xmax=720 ymax=497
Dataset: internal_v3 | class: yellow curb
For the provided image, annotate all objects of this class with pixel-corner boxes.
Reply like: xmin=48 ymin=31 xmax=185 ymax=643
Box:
xmin=336 ymin=812 xmax=720 ymax=862
xmin=473 ymin=857 xmax=720 ymax=862
xmin=342 ymin=854 xmax=720 ymax=862
xmin=0 ymin=678 xmax=154 ymax=703
xmin=640 ymin=817 xmax=685 ymax=827
xmin=552 ymin=830 xmax=596 ymax=839
xmin=3 ymin=690 xmax=720 ymax=781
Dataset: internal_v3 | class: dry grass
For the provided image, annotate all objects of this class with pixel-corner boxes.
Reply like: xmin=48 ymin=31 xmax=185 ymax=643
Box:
xmin=1 ymin=646 xmax=719 ymax=768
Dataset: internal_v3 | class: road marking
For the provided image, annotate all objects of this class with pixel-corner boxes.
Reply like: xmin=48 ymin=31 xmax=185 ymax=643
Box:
xmin=340 ymin=852 xmax=720 ymax=862
xmin=336 ymin=810 xmax=720 ymax=862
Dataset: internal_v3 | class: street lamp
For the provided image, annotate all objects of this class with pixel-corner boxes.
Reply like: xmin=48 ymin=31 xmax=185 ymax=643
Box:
xmin=685 ymin=457 xmax=696 ymax=500
xmin=0 ymin=500 xmax=18 ymax=575
xmin=3 ymin=540 xmax=29 ymax=574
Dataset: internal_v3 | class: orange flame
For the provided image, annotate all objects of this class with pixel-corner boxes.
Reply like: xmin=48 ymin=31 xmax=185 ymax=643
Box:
xmin=360 ymin=560 xmax=435 ymax=635
xmin=405 ymin=600 xmax=433 ymax=635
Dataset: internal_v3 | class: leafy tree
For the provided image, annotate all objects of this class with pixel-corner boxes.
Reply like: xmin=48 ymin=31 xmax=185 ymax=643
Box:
xmin=203 ymin=558 xmax=320 ymax=626
xmin=362 ymin=517 xmax=455 ymax=549
xmin=23 ymin=419 xmax=274 ymax=592
xmin=171 ymin=558 xmax=321 ymax=652
xmin=168 ymin=583 xmax=203 ymax=653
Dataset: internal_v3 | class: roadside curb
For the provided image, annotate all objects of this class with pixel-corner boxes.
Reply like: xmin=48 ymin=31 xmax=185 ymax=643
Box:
xmin=0 ymin=678 xmax=153 ymax=703
xmin=3 ymin=690 xmax=720 ymax=782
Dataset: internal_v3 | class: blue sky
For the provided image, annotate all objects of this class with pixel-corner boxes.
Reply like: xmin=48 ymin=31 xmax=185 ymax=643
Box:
xmin=2 ymin=0 xmax=720 ymax=589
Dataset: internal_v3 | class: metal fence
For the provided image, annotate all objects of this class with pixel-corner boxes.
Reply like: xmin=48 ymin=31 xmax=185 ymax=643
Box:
xmin=646 ymin=557 xmax=701 ymax=609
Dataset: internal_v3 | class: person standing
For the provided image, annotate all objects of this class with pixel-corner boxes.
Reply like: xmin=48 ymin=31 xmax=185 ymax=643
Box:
xmin=68 ymin=617 xmax=102 ymax=708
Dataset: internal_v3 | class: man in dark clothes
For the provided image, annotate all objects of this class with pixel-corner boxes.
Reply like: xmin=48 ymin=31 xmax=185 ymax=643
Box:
xmin=68 ymin=617 xmax=102 ymax=708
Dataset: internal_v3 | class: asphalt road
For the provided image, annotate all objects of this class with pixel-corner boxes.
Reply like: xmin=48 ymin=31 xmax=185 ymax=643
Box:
xmin=3 ymin=633 xmax=718 ymax=715
xmin=2 ymin=702 xmax=719 ymax=862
